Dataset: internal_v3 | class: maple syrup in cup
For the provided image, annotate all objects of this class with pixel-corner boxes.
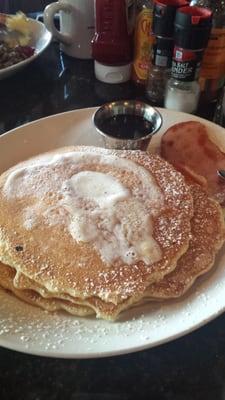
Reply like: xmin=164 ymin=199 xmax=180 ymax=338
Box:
xmin=93 ymin=100 xmax=162 ymax=150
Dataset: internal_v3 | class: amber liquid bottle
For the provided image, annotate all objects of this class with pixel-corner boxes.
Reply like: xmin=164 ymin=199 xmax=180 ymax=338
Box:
xmin=132 ymin=0 xmax=154 ymax=85
xmin=190 ymin=0 xmax=225 ymax=104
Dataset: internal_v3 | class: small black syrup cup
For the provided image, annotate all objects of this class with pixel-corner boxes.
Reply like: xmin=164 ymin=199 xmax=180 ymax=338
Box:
xmin=93 ymin=100 xmax=163 ymax=150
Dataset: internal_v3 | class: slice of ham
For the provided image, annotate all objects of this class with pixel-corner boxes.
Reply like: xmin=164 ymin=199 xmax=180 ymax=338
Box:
xmin=161 ymin=121 xmax=225 ymax=206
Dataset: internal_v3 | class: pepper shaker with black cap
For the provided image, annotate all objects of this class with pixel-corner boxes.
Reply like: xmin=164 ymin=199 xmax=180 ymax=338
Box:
xmin=164 ymin=6 xmax=212 ymax=113
xmin=146 ymin=0 xmax=188 ymax=105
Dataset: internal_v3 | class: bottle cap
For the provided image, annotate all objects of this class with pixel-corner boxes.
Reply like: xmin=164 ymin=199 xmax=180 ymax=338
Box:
xmin=153 ymin=0 xmax=189 ymax=36
xmin=174 ymin=6 xmax=212 ymax=49
xmin=94 ymin=61 xmax=131 ymax=84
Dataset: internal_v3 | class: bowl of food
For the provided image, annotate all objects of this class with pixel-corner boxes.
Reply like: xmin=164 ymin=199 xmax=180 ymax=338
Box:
xmin=0 ymin=12 xmax=52 ymax=79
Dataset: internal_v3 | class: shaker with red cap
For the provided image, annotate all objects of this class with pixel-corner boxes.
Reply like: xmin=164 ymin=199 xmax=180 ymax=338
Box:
xmin=146 ymin=0 xmax=188 ymax=105
xmin=164 ymin=5 xmax=212 ymax=113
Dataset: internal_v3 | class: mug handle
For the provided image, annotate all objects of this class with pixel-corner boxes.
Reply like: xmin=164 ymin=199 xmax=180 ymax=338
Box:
xmin=43 ymin=1 xmax=76 ymax=45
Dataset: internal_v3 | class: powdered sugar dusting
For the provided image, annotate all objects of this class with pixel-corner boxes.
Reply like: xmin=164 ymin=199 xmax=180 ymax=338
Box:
xmin=3 ymin=149 xmax=164 ymax=266
xmin=0 ymin=147 xmax=194 ymax=307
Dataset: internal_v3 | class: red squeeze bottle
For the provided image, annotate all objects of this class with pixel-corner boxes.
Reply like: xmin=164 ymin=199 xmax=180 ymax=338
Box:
xmin=92 ymin=0 xmax=134 ymax=83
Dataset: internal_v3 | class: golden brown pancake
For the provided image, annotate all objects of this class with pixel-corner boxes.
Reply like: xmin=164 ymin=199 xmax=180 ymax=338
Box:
xmin=0 ymin=146 xmax=193 ymax=319
xmin=12 ymin=270 xmax=126 ymax=319
xmin=1 ymin=261 xmax=146 ymax=320
xmin=11 ymin=267 xmax=146 ymax=319
xmin=0 ymin=263 xmax=94 ymax=316
xmin=146 ymin=184 xmax=225 ymax=299
xmin=12 ymin=183 xmax=225 ymax=318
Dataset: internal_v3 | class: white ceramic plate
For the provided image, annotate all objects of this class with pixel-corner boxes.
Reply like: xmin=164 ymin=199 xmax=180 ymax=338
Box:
xmin=0 ymin=107 xmax=225 ymax=359
xmin=0 ymin=14 xmax=52 ymax=80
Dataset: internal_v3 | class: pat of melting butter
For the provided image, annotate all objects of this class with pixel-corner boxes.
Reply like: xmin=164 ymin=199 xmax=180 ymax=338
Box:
xmin=70 ymin=171 xmax=130 ymax=208
xmin=65 ymin=170 xmax=162 ymax=266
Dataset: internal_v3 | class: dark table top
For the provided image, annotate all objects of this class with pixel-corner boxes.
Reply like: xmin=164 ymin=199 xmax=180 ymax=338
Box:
xmin=0 ymin=41 xmax=225 ymax=400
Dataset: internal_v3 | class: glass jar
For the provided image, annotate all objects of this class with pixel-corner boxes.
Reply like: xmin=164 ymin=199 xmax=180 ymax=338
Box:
xmin=146 ymin=65 xmax=170 ymax=105
xmin=165 ymin=79 xmax=200 ymax=113
xmin=145 ymin=35 xmax=173 ymax=105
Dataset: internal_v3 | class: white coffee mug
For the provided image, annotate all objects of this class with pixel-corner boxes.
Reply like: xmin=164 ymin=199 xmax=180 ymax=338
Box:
xmin=43 ymin=0 xmax=95 ymax=59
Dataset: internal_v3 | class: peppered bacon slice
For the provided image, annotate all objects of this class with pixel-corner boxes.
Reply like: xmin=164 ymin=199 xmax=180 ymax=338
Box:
xmin=161 ymin=121 xmax=225 ymax=206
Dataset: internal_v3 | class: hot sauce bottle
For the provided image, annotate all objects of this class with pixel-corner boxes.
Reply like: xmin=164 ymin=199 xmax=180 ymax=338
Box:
xmin=132 ymin=0 xmax=154 ymax=85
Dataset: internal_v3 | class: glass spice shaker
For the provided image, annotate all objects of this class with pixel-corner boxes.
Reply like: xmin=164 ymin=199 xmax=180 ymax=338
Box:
xmin=146 ymin=36 xmax=173 ymax=105
xmin=164 ymin=6 xmax=212 ymax=114
xmin=145 ymin=0 xmax=189 ymax=105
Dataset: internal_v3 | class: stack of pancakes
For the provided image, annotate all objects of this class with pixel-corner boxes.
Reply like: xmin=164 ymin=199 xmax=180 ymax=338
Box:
xmin=0 ymin=145 xmax=224 ymax=320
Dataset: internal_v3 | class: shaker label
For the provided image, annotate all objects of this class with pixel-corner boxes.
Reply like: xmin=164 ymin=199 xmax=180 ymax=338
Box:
xmin=152 ymin=41 xmax=173 ymax=68
xmin=171 ymin=47 xmax=203 ymax=82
